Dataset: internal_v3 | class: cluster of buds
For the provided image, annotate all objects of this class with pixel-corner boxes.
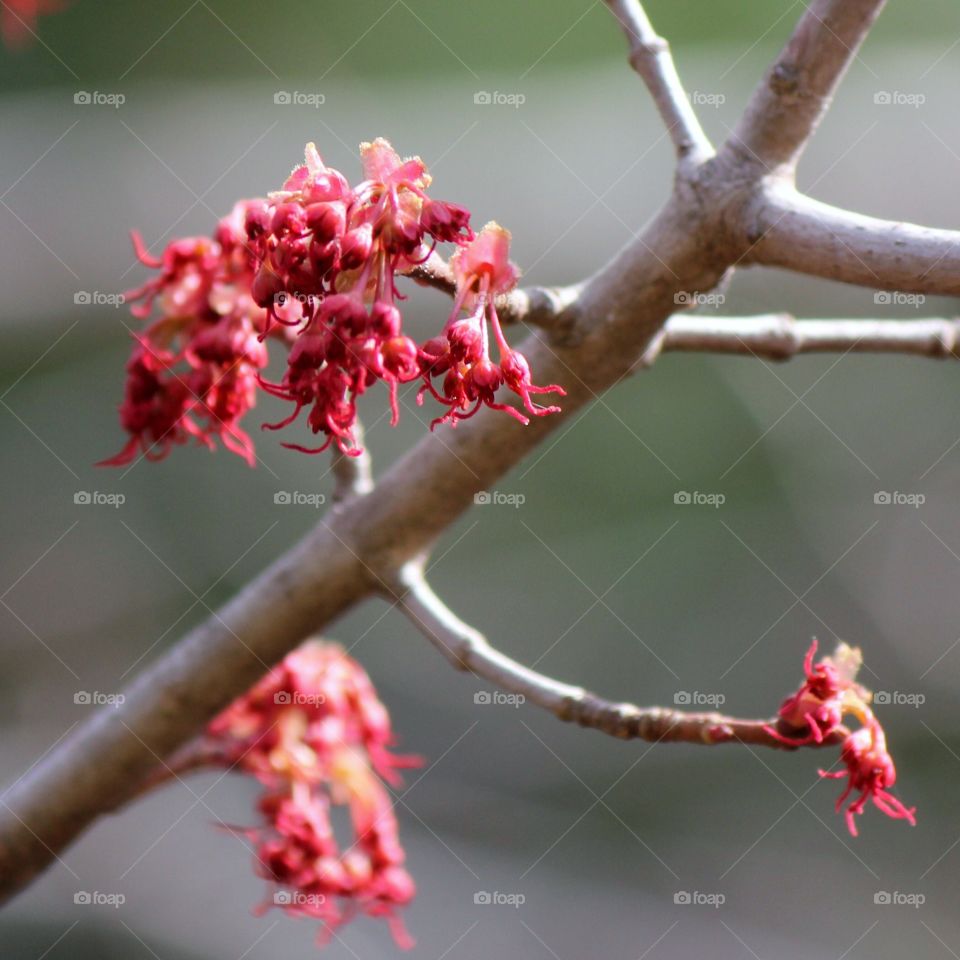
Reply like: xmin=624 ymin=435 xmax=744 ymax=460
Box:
xmin=767 ymin=641 xmax=916 ymax=836
xmin=248 ymin=139 xmax=473 ymax=456
xmin=104 ymin=138 xmax=565 ymax=467
xmin=418 ymin=222 xmax=564 ymax=427
xmin=201 ymin=641 xmax=420 ymax=947
xmin=101 ymin=202 xmax=271 ymax=467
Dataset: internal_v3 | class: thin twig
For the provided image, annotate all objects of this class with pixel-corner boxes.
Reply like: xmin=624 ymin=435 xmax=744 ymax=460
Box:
xmin=602 ymin=0 xmax=713 ymax=163
xmin=392 ymin=564 xmax=818 ymax=749
xmin=639 ymin=313 xmax=960 ymax=366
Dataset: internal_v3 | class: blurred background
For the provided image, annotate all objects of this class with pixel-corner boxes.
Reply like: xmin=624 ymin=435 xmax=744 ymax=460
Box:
xmin=2 ymin=0 xmax=960 ymax=957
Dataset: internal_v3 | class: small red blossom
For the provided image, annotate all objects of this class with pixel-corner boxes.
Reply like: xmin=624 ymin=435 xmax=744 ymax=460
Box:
xmin=417 ymin=222 xmax=565 ymax=427
xmin=203 ymin=642 xmax=420 ymax=948
xmin=765 ymin=639 xmax=865 ymax=745
xmin=772 ymin=641 xmax=915 ymax=836
xmin=819 ymin=720 xmax=916 ymax=837
xmin=101 ymin=201 xmax=271 ymax=467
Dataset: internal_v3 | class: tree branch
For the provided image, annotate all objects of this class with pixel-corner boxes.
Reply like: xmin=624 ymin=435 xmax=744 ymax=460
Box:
xmin=602 ymin=0 xmax=712 ymax=163
xmin=744 ymin=184 xmax=960 ymax=296
xmin=729 ymin=0 xmax=887 ymax=171
xmin=644 ymin=312 xmax=960 ymax=363
xmin=391 ymin=564 xmax=817 ymax=748
xmin=405 ymin=252 xmax=579 ymax=331
xmin=331 ymin=419 xmax=373 ymax=504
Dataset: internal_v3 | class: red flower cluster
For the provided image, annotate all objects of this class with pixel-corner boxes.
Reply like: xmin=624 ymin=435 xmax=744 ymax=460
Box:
xmin=204 ymin=641 xmax=420 ymax=947
xmin=248 ymin=138 xmax=474 ymax=455
xmin=104 ymin=139 xmax=565 ymax=467
xmin=418 ymin=222 xmax=565 ymax=427
xmin=101 ymin=202 xmax=270 ymax=467
xmin=768 ymin=641 xmax=916 ymax=836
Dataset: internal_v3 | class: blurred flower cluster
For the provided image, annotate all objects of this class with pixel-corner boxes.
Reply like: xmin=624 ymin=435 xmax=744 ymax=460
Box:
xmin=767 ymin=641 xmax=916 ymax=836
xmin=200 ymin=641 xmax=420 ymax=947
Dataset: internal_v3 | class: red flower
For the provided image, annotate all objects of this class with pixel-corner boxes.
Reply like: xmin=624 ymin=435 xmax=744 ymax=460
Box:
xmin=204 ymin=642 xmax=420 ymax=948
xmin=771 ymin=641 xmax=916 ymax=836
xmin=418 ymin=222 xmax=565 ymax=427
xmin=250 ymin=140 xmax=474 ymax=455
xmin=820 ymin=721 xmax=916 ymax=837
xmin=764 ymin=639 xmax=864 ymax=745
xmin=101 ymin=201 xmax=270 ymax=467
xmin=107 ymin=139 xmax=567 ymax=465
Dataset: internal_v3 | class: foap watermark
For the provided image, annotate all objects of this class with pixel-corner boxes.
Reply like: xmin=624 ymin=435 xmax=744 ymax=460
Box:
xmin=74 ymin=491 xmax=125 ymax=508
xmin=274 ymin=890 xmax=326 ymax=906
xmin=273 ymin=90 xmax=326 ymax=108
xmin=673 ymin=490 xmax=725 ymax=508
xmin=274 ymin=291 xmax=320 ymax=311
xmin=74 ymin=691 xmax=125 ymax=707
xmin=873 ymin=691 xmax=925 ymax=708
xmin=689 ymin=90 xmax=726 ymax=108
xmin=674 ymin=691 xmax=726 ymax=707
xmin=874 ymin=90 xmax=926 ymax=108
xmin=274 ymin=491 xmax=326 ymax=508
xmin=474 ymin=490 xmax=525 ymax=508
xmin=874 ymin=491 xmax=925 ymax=508
xmin=474 ymin=690 xmax=525 ymax=708
xmin=74 ymin=291 xmax=125 ymax=308
xmin=674 ymin=291 xmax=725 ymax=308
xmin=274 ymin=691 xmax=326 ymax=706
xmin=74 ymin=90 xmax=125 ymax=108
xmin=674 ymin=891 xmax=725 ymax=908
xmin=874 ymin=291 xmax=925 ymax=308
xmin=74 ymin=891 xmax=125 ymax=908
xmin=474 ymin=890 xmax=525 ymax=907
xmin=473 ymin=90 xmax=526 ymax=108
xmin=874 ymin=891 xmax=925 ymax=908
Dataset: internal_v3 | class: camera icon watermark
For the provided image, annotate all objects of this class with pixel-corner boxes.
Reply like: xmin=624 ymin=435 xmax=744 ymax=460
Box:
xmin=873 ymin=491 xmax=925 ymax=508
xmin=74 ymin=890 xmax=126 ymax=907
xmin=873 ymin=90 xmax=925 ymax=108
xmin=74 ymin=291 xmax=125 ymax=307
xmin=274 ymin=890 xmax=326 ymax=906
xmin=874 ymin=890 xmax=925 ymax=907
xmin=473 ymin=90 xmax=526 ymax=108
xmin=473 ymin=890 xmax=525 ymax=907
xmin=474 ymin=690 xmax=525 ymax=708
xmin=74 ymin=491 xmax=125 ymax=508
xmin=474 ymin=490 xmax=526 ymax=508
xmin=674 ymin=890 xmax=725 ymax=908
xmin=674 ymin=691 xmax=726 ymax=707
xmin=273 ymin=90 xmax=326 ymax=108
xmin=74 ymin=691 xmax=125 ymax=707
xmin=873 ymin=291 xmax=925 ymax=307
xmin=674 ymin=291 xmax=725 ymax=308
xmin=689 ymin=90 xmax=726 ymax=108
xmin=873 ymin=690 xmax=925 ymax=708
xmin=74 ymin=90 xmax=125 ymax=108
xmin=274 ymin=491 xmax=326 ymax=508
xmin=274 ymin=691 xmax=326 ymax=706
xmin=673 ymin=490 xmax=725 ymax=508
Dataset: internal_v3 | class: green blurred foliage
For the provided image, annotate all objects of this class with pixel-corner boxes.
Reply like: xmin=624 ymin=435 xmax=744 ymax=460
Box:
xmin=1 ymin=0 xmax=957 ymax=90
